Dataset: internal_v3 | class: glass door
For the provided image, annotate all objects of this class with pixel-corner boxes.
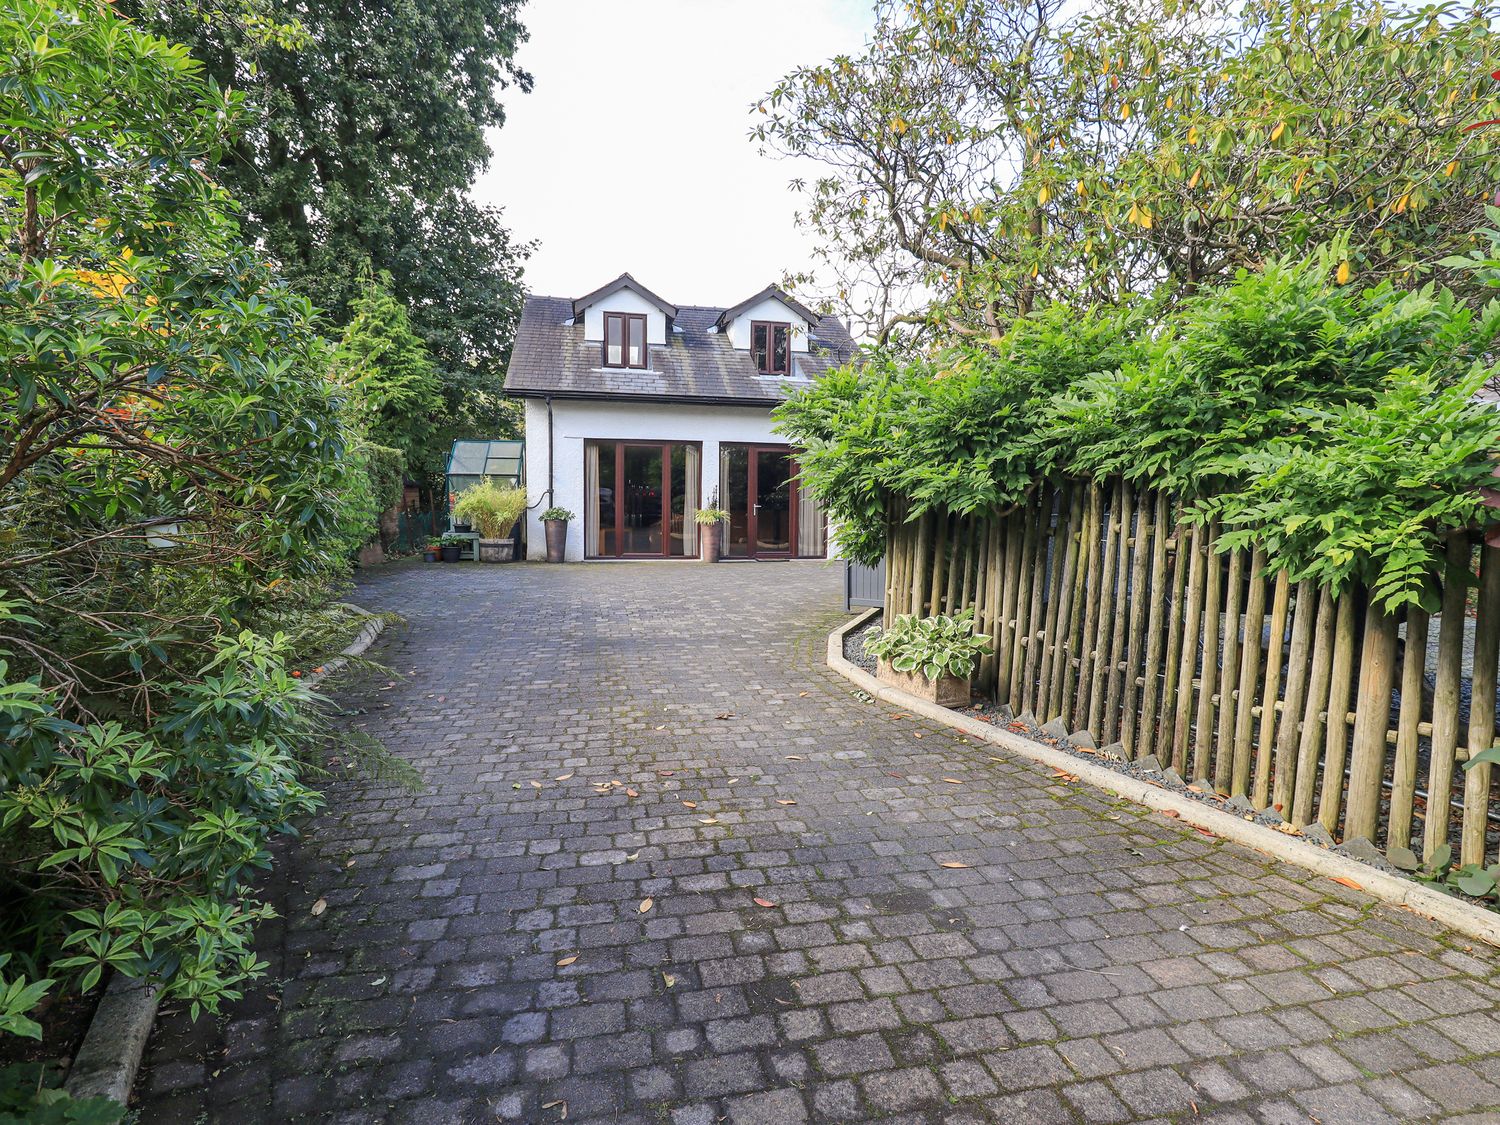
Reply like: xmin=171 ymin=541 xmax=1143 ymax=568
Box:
xmin=751 ymin=448 xmax=793 ymax=557
xmin=586 ymin=441 xmax=700 ymax=558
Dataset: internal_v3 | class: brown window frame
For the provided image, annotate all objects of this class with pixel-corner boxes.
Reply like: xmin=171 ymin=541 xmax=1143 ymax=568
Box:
xmin=602 ymin=312 xmax=648 ymax=369
xmin=750 ymin=320 xmax=790 ymax=375
xmin=585 ymin=439 xmax=703 ymax=559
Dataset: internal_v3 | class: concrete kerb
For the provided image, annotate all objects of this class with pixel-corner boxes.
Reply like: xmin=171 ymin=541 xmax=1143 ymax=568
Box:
xmin=826 ymin=607 xmax=1500 ymax=949
xmin=63 ymin=603 xmax=389 ymax=1107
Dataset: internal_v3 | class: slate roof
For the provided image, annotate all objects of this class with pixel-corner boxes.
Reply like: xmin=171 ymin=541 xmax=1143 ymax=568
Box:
xmin=504 ymin=294 xmax=860 ymax=406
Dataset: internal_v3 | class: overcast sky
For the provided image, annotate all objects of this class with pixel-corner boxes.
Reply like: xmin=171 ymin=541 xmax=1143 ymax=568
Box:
xmin=474 ymin=0 xmax=875 ymax=309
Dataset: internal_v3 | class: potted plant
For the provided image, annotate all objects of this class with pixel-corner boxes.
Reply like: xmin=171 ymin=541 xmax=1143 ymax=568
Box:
xmin=541 ymin=506 xmax=574 ymax=563
xmin=695 ymin=507 xmax=730 ymax=563
xmin=423 ymin=536 xmax=442 ymax=563
xmin=862 ymin=610 xmax=991 ymax=707
xmin=438 ymin=534 xmax=466 ymax=563
xmin=453 ymin=479 xmax=528 ymax=563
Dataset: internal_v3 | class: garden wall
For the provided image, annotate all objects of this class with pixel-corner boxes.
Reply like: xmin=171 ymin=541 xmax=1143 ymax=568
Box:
xmin=885 ymin=478 xmax=1500 ymax=869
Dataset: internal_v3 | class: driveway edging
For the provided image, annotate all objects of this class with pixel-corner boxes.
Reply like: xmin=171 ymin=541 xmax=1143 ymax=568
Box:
xmin=826 ymin=608 xmax=1500 ymax=949
xmin=64 ymin=603 xmax=389 ymax=1108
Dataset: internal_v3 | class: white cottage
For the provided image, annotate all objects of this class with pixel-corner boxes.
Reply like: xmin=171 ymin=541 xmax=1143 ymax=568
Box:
xmin=504 ymin=273 xmax=857 ymax=562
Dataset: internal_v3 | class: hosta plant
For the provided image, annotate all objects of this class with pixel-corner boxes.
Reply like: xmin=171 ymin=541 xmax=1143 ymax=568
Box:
xmin=863 ymin=610 xmax=991 ymax=682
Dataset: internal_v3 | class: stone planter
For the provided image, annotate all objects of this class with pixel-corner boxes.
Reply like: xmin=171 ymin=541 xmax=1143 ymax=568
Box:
xmin=876 ymin=657 xmax=971 ymax=708
xmin=478 ymin=538 xmax=515 ymax=563
xmin=700 ymin=522 xmax=723 ymax=563
xmin=544 ymin=519 xmax=568 ymax=563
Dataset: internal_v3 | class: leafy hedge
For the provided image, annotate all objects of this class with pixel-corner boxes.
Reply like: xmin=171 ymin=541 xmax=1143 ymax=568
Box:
xmin=776 ymin=247 xmax=1500 ymax=609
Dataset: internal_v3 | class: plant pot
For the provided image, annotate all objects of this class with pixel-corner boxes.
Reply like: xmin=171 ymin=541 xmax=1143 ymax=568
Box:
xmin=876 ymin=657 xmax=971 ymax=708
xmin=544 ymin=519 xmax=568 ymax=563
xmin=440 ymin=544 xmax=461 ymax=563
xmin=478 ymin=538 xmax=515 ymax=563
xmin=700 ymin=522 xmax=722 ymax=563
xmin=424 ymin=548 xmax=439 ymax=562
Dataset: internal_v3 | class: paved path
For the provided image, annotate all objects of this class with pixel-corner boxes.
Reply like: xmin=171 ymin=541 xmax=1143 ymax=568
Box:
xmin=137 ymin=561 xmax=1500 ymax=1123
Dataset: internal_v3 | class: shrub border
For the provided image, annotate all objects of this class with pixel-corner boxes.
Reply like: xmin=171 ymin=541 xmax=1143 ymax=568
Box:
xmin=61 ymin=604 xmax=389 ymax=1106
xmin=826 ymin=608 xmax=1500 ymax=949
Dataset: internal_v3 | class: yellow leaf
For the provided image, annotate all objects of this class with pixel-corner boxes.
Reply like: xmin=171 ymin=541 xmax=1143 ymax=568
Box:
xmin=638 ymin=898 xmax=653 ymax=913
xmin=1188 ymin=167 xmax=1201 ymax=189
xmin=1395 ymin=192 xmax=1411 ymax=214
xmin=1187 ymin=125 xmax=1199 ymax=145
xmin=556 ymin=955 xmax=578 ymax=967
xmin=1076 ymin=180 xmax=1087 ymax=198
xmin=1336 ymin=260 xmax=1352 ymax=285
xmin=1120 ymin=102 xmax=1131 ymax=120
xmin=1270 ymin=120 xmax=1286 ymax=142
xmin=1037 ymin=185 xmax=1052 ymax=206
xmin=1446 ymin=160 xmax=1459 ymax=177
xmin=939 ymin=861 xmax=971 ymax=869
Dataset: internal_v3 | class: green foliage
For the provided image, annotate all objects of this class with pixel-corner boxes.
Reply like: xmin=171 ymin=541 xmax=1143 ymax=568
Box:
xmin=0 ymin=0 xmax=387 ymax=1043
xmin=694 ymin=508 xmax=731 ymax=525
xmin=1415 ymin=843 xmax=1500 ymax=911
xmin=759 ymin=0 xmax=1500 ymax=341
xmin=0 ymin=956 xmax=50 ymax=1040
xmin=540 ymin=507 xmax=575 ymax=522
xmin=778 ymin=249 xmax=1500 ymax=604
xmin=0 ymin=1064 xmax=121 ymax=1125
xmin=863 ymin=611 xmax=992 ymax=681
xmin=339 ymin=280 xmax=446 ymax=478
xmin=452 ymin=481 xmax=526 ymax=540
xmin=119 ymin=0 xmax=535 ymax=444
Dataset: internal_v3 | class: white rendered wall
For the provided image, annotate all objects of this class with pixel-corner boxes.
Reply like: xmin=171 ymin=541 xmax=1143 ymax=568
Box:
xmin=521 ymin=397 xmax=817 ymax=562
xmin=578 ymin=288 xmax=669 ymax=346
xmin=723 ymin=296 xmax=811 ymax=352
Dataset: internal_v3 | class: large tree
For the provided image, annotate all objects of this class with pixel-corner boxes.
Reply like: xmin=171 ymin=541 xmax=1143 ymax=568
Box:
xmin=120 ymin=0 xmax=533 ymax=438
xmin=759 ymin=0 xmax=1500 ymax=344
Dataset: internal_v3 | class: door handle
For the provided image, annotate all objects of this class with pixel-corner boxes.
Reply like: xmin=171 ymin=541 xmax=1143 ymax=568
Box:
xmin=752 ymin=504 xmax=760 ymax=513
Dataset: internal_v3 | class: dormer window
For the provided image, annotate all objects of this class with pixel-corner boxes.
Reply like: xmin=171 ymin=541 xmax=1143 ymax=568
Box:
xmin=751 ymin=321 xmax=790 ymax=375
xmin=604 ymin=312 xmax=647 ymax=369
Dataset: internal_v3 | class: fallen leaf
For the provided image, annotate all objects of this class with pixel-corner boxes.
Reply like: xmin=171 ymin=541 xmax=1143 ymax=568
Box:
xmin=541 ymin=1100 xmax=567 ymax=1119
xmin=556 ymin=955 xmax=578 ymax=967
xmin=698 ymin=817 xmax=718 ymax=825
xmin=715 ymin=713 xmax=734 ymax=720
xmin=555 ymin=773 xmax=574 ymax=781
xmin=310 ymin=898 xmax=327 ymax=916
xmin=727 ymin=777 xmax=740 ymax=784
xmin=785 ymin=755 xmax=804 ymax=761
xmin=753 ymin=897 xmax=778 ymax=908
xmin=625 ymin=851 xmax=640 ymax=861
xmin=682 ymin=800 xmax=698 ymax=809
xmin=658 ymin=770 xmax=674 ymax=777
xmin=1161 ymin=809 xmax=1181 ymax=819
xmin=530 ymin=780 xmax=543 ymax=789
xmin=638 ymin=898 xmax=653 ymax=913
xmin=942 ymin=777 xmax=963 ymax=784
xmin=939 ymin=861 xmax=971 ymax=869
xmin=886 ymin=771 xmax=904 ymax=779
xmin=344 ymin=858 xmax=355 ymax=868
xmin=799 ymin=691 xmax=810 ymax=697
xmin=626 ymin=788 xmax=639 ymax=798
xmin=776 ymin=799 xmax=797 ymax=806
xmin=913 ymin=732 xmax=924 ymax=739
xmin=662 ymin=971 xmax=676 ymax=987
xmin=1331 ymin=876 xmax=1363 ymax=891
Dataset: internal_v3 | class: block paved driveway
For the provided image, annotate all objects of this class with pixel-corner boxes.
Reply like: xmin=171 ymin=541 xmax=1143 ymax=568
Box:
xmin=137 ymin=561 xmax=1500 ymax=1124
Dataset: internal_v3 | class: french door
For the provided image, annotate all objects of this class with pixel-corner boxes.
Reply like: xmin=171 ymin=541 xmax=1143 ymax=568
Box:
xmin=720 ymin=444 xmax=826 ymax=559
xmin=586 ymin=440 xmax=701 ymax=558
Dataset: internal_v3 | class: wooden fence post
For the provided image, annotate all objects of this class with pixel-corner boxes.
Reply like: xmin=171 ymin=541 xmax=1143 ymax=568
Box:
xmin=1389 ymin=608 xmax=1428 ymax=853
xmin=1344 ymin=600 xmax=1400 ymax=842
xmin=1424 ymin=533 xmax=1470 ymax=862
xmin=1462 ymin=543 xmax=1500 ymax=866
xmin=1231 ymin=546 xmax=1268 ymax=798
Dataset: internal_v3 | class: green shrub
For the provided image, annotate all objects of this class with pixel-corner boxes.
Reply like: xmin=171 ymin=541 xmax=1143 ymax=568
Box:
xmin=863 ymin=611 xmax=992 ymax=681
xmin=540 ymin=507 xmax=574 ymax=522
xmin=453 ymin=479 xmax=527 ymax=539
xmin=778 ymin=245 xmax=1500 ymax=606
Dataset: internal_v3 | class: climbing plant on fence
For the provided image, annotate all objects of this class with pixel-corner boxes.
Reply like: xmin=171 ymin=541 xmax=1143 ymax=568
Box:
xmin=777 ymin=248 xmax=1500 ymax=880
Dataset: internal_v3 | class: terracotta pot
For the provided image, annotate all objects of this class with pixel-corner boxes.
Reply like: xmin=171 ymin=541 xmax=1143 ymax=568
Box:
xmin=700 ymin=522 xmax=722 ymax=563
xmin=478 ymin=538 xmax=514 ymax=563
xmin=544 ymin=519 xmax=568 ymax=563
xmin=876 ymin=657 xmax=971 ymax=708
xmin=439 ymin=544 xmax=461 ymax=563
